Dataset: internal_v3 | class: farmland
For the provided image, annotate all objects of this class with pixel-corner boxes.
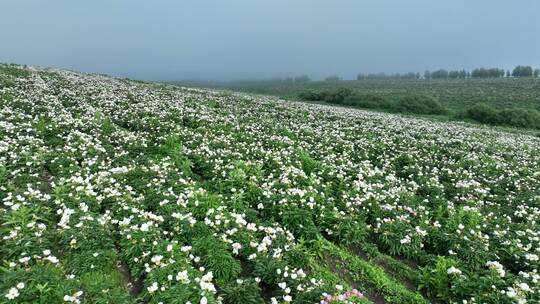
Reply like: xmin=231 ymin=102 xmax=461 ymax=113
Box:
xmin=1 ymin=64 xmax=540 ymax=304
xmin=186 ymin=77 xmax=540 ymax=131
xmin=197 ymin=77 xmax=540 ymax=111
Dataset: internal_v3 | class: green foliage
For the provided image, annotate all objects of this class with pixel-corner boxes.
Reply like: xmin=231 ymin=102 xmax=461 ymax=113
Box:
xmin=157 ymin=134 xmax=192 ymax=176
xmin=0 ymin=64 xmax=31 ymax=78
xmin=471 ymin=68 xmax=505 ymax=78
xmin=464 ymin=103 xmax=501 ymax=124
xmin=189 ymin=191 xmax=221 ymax=220
xmin=79 ymin=271 xmax=133 ymax=304
xmin=193 ymin=235 xmax=241 ymax=285
xmin=252 ymin=255 xmax=288 ymax=285
xmin=377 ymin=221 xmax=424 ymax=258
xmin=280 ymin=206 xmax=319 ymax=239
xmin=298 ymin=88 xmax=353 ymax=104
xmin=464 ymin=103 xmax=540 ymax=129
xmin=394 ymin=95 xmax=447 ymax=115
xmin=343 ymin=93 xmax=394 ymax=110
xmin=0 ymin=265 xmax=81 ymax=304
xmin=419 ymin=256 xmax=460 ymax=302
xmin=512 ymin=65 xmax=533 ymax=77
xmin=221 ymin=279 xmax=264 ymax=304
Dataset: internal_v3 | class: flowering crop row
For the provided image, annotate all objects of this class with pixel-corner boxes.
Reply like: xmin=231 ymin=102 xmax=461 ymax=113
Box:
xmin=1 ymin=64 xmax=539 ymax=303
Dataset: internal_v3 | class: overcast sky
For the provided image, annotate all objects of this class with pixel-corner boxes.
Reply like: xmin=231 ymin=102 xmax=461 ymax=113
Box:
xmin=1 ymin=0 xmax=539 ymax=81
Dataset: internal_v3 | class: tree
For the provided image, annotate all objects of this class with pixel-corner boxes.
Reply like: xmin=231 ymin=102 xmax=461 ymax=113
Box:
xmin=534 ymin=69 xmax=540 ymax=78
xmin=471 ymin=68 xmax=504 ymax=78
xmin=431 ymin=69 xmax=449 ymax=79
xmin=448 ymin=70 xmax=460 ymax=79
xmin=325 ymin=75 xmax=340 ymax=81
xmin=506 ymin=70 xmax=511 ymax=77
xmin=512 ymin=66 xmax=533 ymax=77
xmin=424 ymin=70 xmax=431 ymax=80
xmin=400 ymin=72 xmax=417 ymax=80
xmin=365 ymin=73 xmax=388 ymax=80
xmin=294 ymin=75 xmax=311 ymax=83
xmin=356 ymin=73 xmax=366 ymax=80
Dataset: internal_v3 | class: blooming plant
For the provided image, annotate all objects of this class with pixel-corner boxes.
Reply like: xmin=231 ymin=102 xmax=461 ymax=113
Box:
xmin=1 ymin=64 xmax=539 ymax=303
xmin=320 ymin=289 xmax=369 ymax=304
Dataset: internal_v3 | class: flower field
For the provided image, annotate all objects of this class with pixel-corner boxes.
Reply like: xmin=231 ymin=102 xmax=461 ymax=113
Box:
xmin=1 ymin=64 xmax=539 ymax=304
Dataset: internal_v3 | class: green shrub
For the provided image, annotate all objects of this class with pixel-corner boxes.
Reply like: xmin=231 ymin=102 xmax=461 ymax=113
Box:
xmin=463 ymin=103 xmax=501 ymax=125
xmin=464 ymin=103 xmax=540 ymax=129
xmin=221 ymin=279 xmax=264 ymax=304
xmin=298 ymin=90 xmax=327 ymax=101
xmin=252 ymin=255 xmax=288 ymax=285
xmin=193 ymin=235 xmax=241 ymax=285
xmin=344 ymin=93 xmax=394 ymax=110
xmin=419 ymin=256 xmax=461 ymax=302
xmin=298 ymin=88 xmax=353 ymax=104
xmin=324 ymin=88 xmax=353 ymax=104
xmin=499 ymin=108 xmax=540 ymax=129
xmin=394 ymin=95 xmax=447 ymax=115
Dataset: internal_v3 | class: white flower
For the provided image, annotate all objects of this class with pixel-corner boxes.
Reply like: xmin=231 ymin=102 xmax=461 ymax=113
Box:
xmin=400 ymin=235 xmax=411 ymax=244
xmin=486 ymin=261 xmax=505 ymax=277
xmin=18 ymin=257 xmax=30 ymax=263
xmin=46 ymin=255 xmax=59 ymax=264
xmin=147 ymin=282 xmax=159 ymax=293
xmin=5 ymin=287 xmax=19 ymax=300
xmin=232 ymin=242 xmax=241 ymax=254
xmin=16 ymin=283 xmax=24 ymax=289
xmin=200 ymin=296 xmax=208 ymax=304
xmin=140 ymin=223 xmax=149 ymax=232
xmin=447 ymin=266 xmax=462 ymax=275
xmin=151 ymin=255 xmax=163 ymax=265
xmin=506 ymin=287 xmax=517 ymax=298
xmin=63 ymin=291 xmax=83 ymax=303
xmin=176 ymin=270 xmax=189 ymax=283
xmin=518 ymin=282 xmax=530 ymax=292
xmin=43 ymin=249 xmax=51 ymax=256
xmin=525 ymin=253 xmax=539 ymax=261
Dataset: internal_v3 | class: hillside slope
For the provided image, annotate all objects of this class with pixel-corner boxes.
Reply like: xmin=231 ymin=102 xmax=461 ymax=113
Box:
xmin=1 ymin=64 xmax=540 ymax=304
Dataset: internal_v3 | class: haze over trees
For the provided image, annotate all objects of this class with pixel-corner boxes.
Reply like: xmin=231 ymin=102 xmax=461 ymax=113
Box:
xmin=325 ymin=75 xmax=341 ymax=81
xmin=512 ymin=65 xmax=534 ymax=77
xmin=293 ymin=74 xmax=311 ymax=83
xmin=353 ymin=65 xmax=537 ymax=81
xmin=471 ymin=68 xmax=505 ymax=78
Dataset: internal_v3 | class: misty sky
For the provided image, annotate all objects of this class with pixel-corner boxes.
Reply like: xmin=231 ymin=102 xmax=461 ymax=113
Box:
xmin=1 ymin=0 xmax=539 ymax=81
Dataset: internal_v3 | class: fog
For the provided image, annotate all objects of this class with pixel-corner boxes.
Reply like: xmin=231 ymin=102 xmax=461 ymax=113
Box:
xmin=1 ymin=0 xmax=539 ymax=81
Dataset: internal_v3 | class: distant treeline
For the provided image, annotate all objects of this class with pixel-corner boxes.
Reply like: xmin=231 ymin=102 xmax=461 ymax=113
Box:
xmin=358 ymin=65 xmax=539 ymax=80
xmin=298 ymin=88 xmax=540 ymax=130
xmin=181 ymin=65 xmax=539 ymax=87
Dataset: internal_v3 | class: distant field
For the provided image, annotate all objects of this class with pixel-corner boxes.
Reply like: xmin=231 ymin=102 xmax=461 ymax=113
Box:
xmin=193 ymin=77 xmax=540 ymax=111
